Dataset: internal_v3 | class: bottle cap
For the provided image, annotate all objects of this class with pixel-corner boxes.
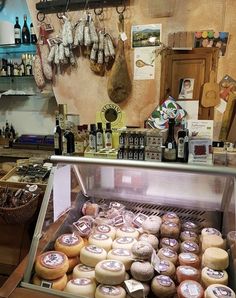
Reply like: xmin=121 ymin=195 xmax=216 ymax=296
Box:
xmin=106 ymin=122 xmax=111 ymax=130
xmin=97 ymin=122 xmax=103 ymax=130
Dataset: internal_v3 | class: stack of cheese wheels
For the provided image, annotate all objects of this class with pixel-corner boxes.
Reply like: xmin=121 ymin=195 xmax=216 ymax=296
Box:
xmin=88 ymin=234 xmax=113 ymax=252
xmin=107 ymin=248 xmax=133 ymax=270
xmin=34 ymin=251 xmax=69 ymax=291
xmin=116 ymin=227 xmax=139 ymax=239
xmin=80 ymin=245 xmax=107 ymax=267
xmin=95 ymin=284 xmax=126 ymax=298
xmin=73 ymin=264 xmax=96 ymax=281
xmin=64 ymin=278 xmax=96 ymax=298
xmin=95 ymin=260 xmax=126 ymax=285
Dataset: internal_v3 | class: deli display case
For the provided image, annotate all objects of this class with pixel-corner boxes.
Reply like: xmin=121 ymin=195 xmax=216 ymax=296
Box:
xmin=20 ymin=156 xmax=236 ymax=298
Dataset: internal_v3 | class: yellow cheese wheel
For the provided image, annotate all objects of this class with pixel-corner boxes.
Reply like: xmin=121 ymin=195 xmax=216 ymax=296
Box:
xmin=205 ymin=284 xmax=235 ymax=298
xmin=201 ymin=235 xmax=226 ymax=252
xmin=95 ymin=260 xmax=126 ymax=285
xmin=107 ymin=248 xmax=134 ymax=270
xmin=95 ymin=285 xmax=126 ymax=298
xmin=203 ymin=248 xmax=229 ymax=270
xmin=32 ymin=274 xmax=67 ymax=291
xmin=112 ymin=237 xmax=137 ymax=250
xmin=64 ymin=278 xmax=96 ymax=298
xmin=201 ymin=267 xmax=228 ymax=287
xmin=88 ymin=234 xmax=113 ymax=252
xmin=80 ymin=245 xmax=107 ymax=267
xmin=116 ymin=227 xmax=139 ymax=239
xmin=94 ymin=225 xmax=117 ymax=240
xmin=73 ymin=264 xmax=95 ymax=281
xmin=35 ymin=251 xmax=69 ymax=280
xmin=54 ymin=234 xmax=84 ymax=257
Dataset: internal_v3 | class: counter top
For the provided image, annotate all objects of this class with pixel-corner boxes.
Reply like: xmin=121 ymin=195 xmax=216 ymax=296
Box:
xmin=0 ymin=147 xmax=53 ymax=160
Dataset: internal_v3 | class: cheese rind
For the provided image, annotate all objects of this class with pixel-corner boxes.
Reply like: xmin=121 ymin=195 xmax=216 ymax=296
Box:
xmin=201 ymin=267 xmax=228 ymax=287
xmin=202 ymin=247 xmax=229 ymax=270
xmin=95 ymin=260 xmax=126 ymax=285
xmin=176 ymin=265 xmax=200 ymax=283
xmin=54 ymin=234 xmax=84 ymax=257
xmin=130 ymin=261 xmax=154 ymax=282
xmin=157 ymin=248 xmax=178 ymax=265
xmin=116 ymin=227 xmax=139 ymax=239
xmin=201 ymin=235 xmax=226 ymax=252
xmin=73 ymin=264 xmax=95 ymax=281
xmin=178 ymin=252 xmax=200 ymax=269
xmin=95 ymin=285 xmax=126 ymax=298
xmin=155 ymin=259 xmax=176 ymax=278
xmin=32 ymin=274 xmax=67 ymax=291
xmin=80 ymin=245 xmax=107 ymax=267
xmin=112 ymin=237 xmax=137 ymax=250
xmin=139 ymin=233 xmax=159 ymax=250
xmin=177 ymin=280 xmax=204 ymax=298
xmin=94 ymin=225 xmax=116 ymax=240
xmin=205 ymin=284 xmax=236 ymax=298
xmin=64 ymin=278 xmax=96 ymax=298
xmin=88 ymin=233 xmax=113 ymax=252
xmin=107 ymin=248 xmax=133 ymax=270
xmin=131 ymin=241 xmax=153 ymax=260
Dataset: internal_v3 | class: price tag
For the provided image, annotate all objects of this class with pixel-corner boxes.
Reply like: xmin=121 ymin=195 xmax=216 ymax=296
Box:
xmin=113 ymin=215 xmax=125 ymax=227
xmin=132 ymin=213 xmax=148 ymax=227
xmin=41 ymin=281 xmax=52 ymax=288
xmin=125 ymin=279 xmax=144 ymax=293
xmin=151 ymin=251 xmax=161 ymax=272
xmin=122 ymin=175 xmax=132 ymax=184
xmin=120 ymin=32 xmax=128 ymax=41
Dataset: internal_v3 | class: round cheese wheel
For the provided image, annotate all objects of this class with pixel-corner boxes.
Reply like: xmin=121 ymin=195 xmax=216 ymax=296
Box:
xmin=32 ymin=274 xmax=67 ymax=291
xmin=130 ymin=261 xmax=154 ymax=282
xmin=180 ymin=241 xmax=200 ymax=255
xmin=180 ymin=231 xmax=199 ymax=243
xmin=177 ymin=280 xmax=204 ymax=298
xmin=64 ymin=278 xmax=96 ymax=298
xmin=176 ymin=266 xmax=200 ymax=283
xmin=73 ymin=264 xmax=95 ymax=281
xmin=35 ymin=251 xmax=69 ymax=280
xmin=227 ymin=231 xmax=236 ymax=246
xmin=67 ymin=256 xmax=79 ymax=273
xmin=160 ymin=221 xmax=180 ymax=239
xmin=162 ymin=212 xmax=180 ymax=225
xmin=95 ymin=285 xmax=126 ymax=298
xmin=202 ymin=247 xmax=229 ymax=270
xmin=205 ymin=284 xmax=236 ymax=298
xmin=131 ymin=241 xmax=153 ymax=260
xmin=157 ymin=247 xmax=178 ymax=265
xmin=201 ymin=227 xmax=222 ymax=238
xmin=151 ymin=275 xmax=176 ymax=297
xmin=95 ymin=260 xmax=126 ymax=285
xmin=88 ymin=234 xmax=113 ymax=252
xmin=182 ymin=221 xmax=199 ymax=233
xmin=178 ymin=253 xmax=201 ymax=269
xmin=139 ymin=233 xmax=159 ymax=250
xmin=116 ymin=227 xmax=139 ymax=239
xmin=112 ymin=237 xmax=137 ymax=250
xmin=160 ymin=237 xmax=180 ymax=252
xmin=80 ymin=245 xmax=107 ymax=267
xmin=201 ymin=235 xmax=226 ymax=252
xmin=54 ymin=234 xmax=84 ymax=257
xmin=107 ymin=248 xmax=133 ymax=270
xmin=155 ymin=259 xmax=176 ymax=278
xmin=94 ymin=225 xmax=116 ymax=240
xmin=142 ymin=215 xmax=162 ymax=235
xmin=201 ymin=267 xmax=228 ymax=287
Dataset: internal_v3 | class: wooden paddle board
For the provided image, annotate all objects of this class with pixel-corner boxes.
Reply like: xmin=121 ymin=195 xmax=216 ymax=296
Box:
xmin=201 ymin=70 xmax=220 ymax=107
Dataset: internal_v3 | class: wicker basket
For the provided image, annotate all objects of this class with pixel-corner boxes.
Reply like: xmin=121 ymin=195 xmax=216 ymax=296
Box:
xmin=0 ymin=193 xmax=40 ymax=224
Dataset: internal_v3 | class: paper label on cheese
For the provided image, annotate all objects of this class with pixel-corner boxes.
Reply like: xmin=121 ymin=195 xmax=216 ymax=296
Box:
xmin=132 ymin=213 xmax=148 ymax=227
xmin=183 ymin=222 xmax=197 ymax=230
xmin=162 ymin=248 xmax=176 ymax=258
xmin=212 ymin=286 xmax=233 ymax=297
xmin=114 ymin=215 xmax=125 ymax=227
xmin=183 ymin=241 xmax=198 ymax=252
xmin=164 ymin=221 xmax=177 ymax=227
xmin=179 ymin=266 xmax=196 ymax=275
xmin=206 ymin=268 xmax=224 ymax=279
xmin=59 ymin=234 xmax=79 ymax=246
xmin=99 ymin=285 xmax=121 ymax=295
xmin=73 ymin=221 xmax=91 ymax=234
xmin=116 ymin=237 xmax=134 ymax=244
xmin=181 ymin=283 xmax=201 ymax=297
xmin=86 ymin=245 xmax=103 ymax=254
xmin=180 ymin=253 xmax=197 ymax=262
xmin=182 ymin=231 xmax=197 ymax=238
xmin=125 ymin=279 xmax=144 ymax=293
xmin=202 ymin=228 xmax=221 ymax=236
xmin=162 ymin=238 xmax=178 ymax=247
xmin=72 ymin=278 xmax=92 ymax=286
xmin=96 ymin=225 xmax=111 ymax=233
xmin=102 ymin=261 xmax=123 ymax=272
xmin=41 ymin=252 xmax=65 ymax=268
xmin=112 ymin=248 xmax=131 ymax=256
xmin=92 ymin=233 xmax=109 ymax=240
xmin=151 ymin=251 xmax=161 ymax=272
xmin=165 ymin=212 xmax=178 ymax=219
xmin=120 ymin=226 xmax=135 ymax=233
xmin=156 ymin=275 xmax=172 ymax=287
xmin=78 ymin=264 xmax=94 ymax=272
xmin=158 ymin=260 xmax=170 ymax=272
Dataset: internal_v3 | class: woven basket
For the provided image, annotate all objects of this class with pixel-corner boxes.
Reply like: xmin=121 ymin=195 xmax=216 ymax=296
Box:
xmin=0 ymin=193 xmax=40 ymax=224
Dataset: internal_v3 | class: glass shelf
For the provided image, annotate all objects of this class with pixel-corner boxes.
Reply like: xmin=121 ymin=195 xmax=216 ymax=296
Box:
xmin=0 ymin=75 xmax=38 ymax=96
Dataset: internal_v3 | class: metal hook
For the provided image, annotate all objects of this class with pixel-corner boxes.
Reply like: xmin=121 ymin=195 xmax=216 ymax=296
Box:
xmin=37 ymin=11 xmax=45 ymax=22
xmin=116 ymin=1 xmax=126 ymax=15
xmin=94 ymin=7 xmax=103 ymax=16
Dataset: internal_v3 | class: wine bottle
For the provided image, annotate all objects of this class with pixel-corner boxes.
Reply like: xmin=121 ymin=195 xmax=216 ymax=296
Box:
xmin=105 ymin=122 xmax=112 ymax=149
xmin=89 ymin=124 xmax=96 ymax=152
xmin=54 ymin=112 xmax=62 ymax=155
xmin=177 ymin=121 xmax=189 ymax=163
xmin=96 ymin=122 xmax=104 ymax=151
xmin=163 ymin=118 xmax=177 ymax=162
xmin=14 ymin=17 xmax=21 ymax=44
xmin=30 ymin=23 xmax=37 ymax=44
xmin=64 ymin=122 xmax=75 ymax=155
xmin=22 ymin=15 xmax=30 ymax=44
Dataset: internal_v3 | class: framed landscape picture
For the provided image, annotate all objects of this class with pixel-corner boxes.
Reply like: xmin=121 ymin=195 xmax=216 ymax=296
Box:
xmin=131 ymin=24 xmax=162 ymax=48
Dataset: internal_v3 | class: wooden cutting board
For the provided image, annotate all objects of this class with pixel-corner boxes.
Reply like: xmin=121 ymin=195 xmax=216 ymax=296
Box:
xmin=201 ymin=70 xmax=220 ymax=107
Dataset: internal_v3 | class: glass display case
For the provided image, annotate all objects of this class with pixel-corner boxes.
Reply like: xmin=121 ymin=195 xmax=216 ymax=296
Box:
xmin=21 ymin=156 xmax=236 ymax=297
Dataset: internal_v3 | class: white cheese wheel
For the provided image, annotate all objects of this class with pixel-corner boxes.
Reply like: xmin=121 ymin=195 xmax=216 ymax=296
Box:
xmin=201 ymin=235 xmax=226 ymax=252
xmin=177 ymin=280 xmax=204 ymax=298
xmin=95 ymin=260 xmax=126 ymax=285
xmin=94 ymin=225 xmax=117 ymax=240
xmin=139 ymin=233 xmax=159 ymax=250
xmin=201 ymin=267 xmax=228 ymax=287
xmin=157 ymin=247 xmax=178 ymax=265
xmin=88 ymin=234 xmax=113 ymax=252
xmin=151 ymin=275 xmax=176 ymax=297
xmin=64 ymin=278 xmax=96 ymax=298
xmin=95 ymin=285 xmax=126 ymax=298
xmin=131 ymin=241 xmax=153 ymax=260
xmin=107 ymin=248 xmax=134 ymax=270
xmin=67 ymin=256 xmax=79 ymax=273
xmin=203 ymin=247 xmax=229 ymax=270
xmin=32 ymin=274 xmax=67 ymax=291
xmin=35 ymin=251 xmax=69 ymax=280
xmin=130 ymin=261 xmax=154 ymax=282
xmin=112 ymin=237 xmax=137 ymax=250
xmin=73 ymin=264 xmax=95 ymax=281
xmin=54 ymin=233 xmax=84 ymax=257
xmin=80 ymin=245 xmax=107 ymax=267
xmin=142 ymin=215 xmax=162 ymax=235
xmin=116 ymin=227 xmax=139 ymax=239
xmin=205 ymin=284 xmax=235 ymax=298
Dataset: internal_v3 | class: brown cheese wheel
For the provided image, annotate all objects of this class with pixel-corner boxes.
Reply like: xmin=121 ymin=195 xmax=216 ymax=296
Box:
xmin=157 ymin=247 xmax=178 ymax=265
xmin=54 ymin=234 xmax=84 ymax=257
xmin=160 ymin=238 xmax=180 ymax=252
xmin=177 ymin=280 xmax=204 ymax=298
xmin=182 ymin=221 xmax=199 ymax=233
xmin=131 ymin=241 xmax=153 ymax=260
xmin=155 ymin=259 xmax=176 ymax=278
xmin=176 ymin=266 xmax=200 ymax=283
xmin=178 ymin=253 xmax=201 ymax=269
xmin=180 ymin=241 xmax=200 ymax=255
xmin=130 ymin=261 xmax=154 ymax=282
xmin=32 ymin=274 xmax=67 ymax=291
xmin=180 ymin=231 xmax=199 ymax=243
xmin=151 ymin=275 xmax=176 ymax=297
xmin=162 ymin=212 xmax=180 ymax=225
xmin=160 ymin=221 xmax=180 ymax=239
xmin=139 ymin=233 xmax=159 ymax=250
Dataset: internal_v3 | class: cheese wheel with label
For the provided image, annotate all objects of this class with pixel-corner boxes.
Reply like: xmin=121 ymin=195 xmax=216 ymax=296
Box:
xmin=131 ymin=241 xmax=153 ymax=260
xmin=160 ymin=238 xmax=180 ymax=252
xmin=201 ymin=235 xmax=226 ymax=252
xmin=202 ymin=247 xmax=229 ymax=270
xmin=95 ymin=260 xmax=126 ymax=285
xmin=116 ymin=227 xmax=139 ymax=239
xmin=142 ymin=215 xmax=162 ymax=235
xmin=157 ymin=247 xmax=178 ymax=265
xmin=139 ymin=233 xmax=159 ymax=250
xmin=95 ymin=285 xmax=126 ymax=298
xmin=54 ymin=234 xmax=84 ymax=257
xmin=155 ymin=259 xmax=176 ymax=278
xmin=130 ymin=261 xmax=154 ymax=282
xmin=205 ymin=284 xmax=235 ymax=298
xmin=151 ymin=275 xmax=176 ymax=297
xmin=162 ymin=212 xmax=180 ymax=225
xmin=73 ymin=264 xmax=95 ymax=281
xmin=160 ymin=221 xmax=180 ymax=239
xmin=201 ymin=227 xmax=222 ymax=238
xmin=94 ymin=225 xmax=117 ymax=240
xmin=35 ymin=251 xmax=69 ymax=280
xmin=88 ymin=234 xmax=113 ymax=252
xmin=64 ymin=278 xmax=96 ymax=298
xmin=32 ymin=274 xmax=67 ymax=291
xmin=177 ymin=280 xmax=204 ymax=298
xmin=107 ymin=248 xmax=133 ymax=270
xmin=112 ymin=237 xmax=137 ymax=250
xmin=180 ymin=231 xmax=199 ymax=243
xmin=176 ymin=266 xmax=200 ymax=283
xmin=182 ymin=221 xmax=199 ymax=233
xmin=180 ymin=241 xmax=200 ymax=255
xmin=201 ymin=267 xmax=228 ymax=287
xmin=178 ymin=253 xmax=201 ymax=269
xmin=80 ymin=245 xmax=107 ymax=267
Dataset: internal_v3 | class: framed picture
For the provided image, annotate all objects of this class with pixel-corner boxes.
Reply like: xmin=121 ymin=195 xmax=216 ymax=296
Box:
xmin=131 ymin=24 xmax=162 ymax=48
xmin=178 ymin=78 xmax=195 ymax=100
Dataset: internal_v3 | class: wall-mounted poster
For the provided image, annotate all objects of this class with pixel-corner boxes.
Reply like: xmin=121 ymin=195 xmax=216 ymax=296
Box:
xmin=178 ymin=78 xmax=194 ymax=99
xmin=134 ymin=47 xmax=156 ymax=80
xmin=131 ymin=24 xmax=162 ymax=48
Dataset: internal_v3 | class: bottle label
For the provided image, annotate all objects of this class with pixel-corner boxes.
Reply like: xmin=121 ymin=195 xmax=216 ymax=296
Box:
xmin=30 ymin=26 xmax=35 ymax=35
xmin=14 ymin=28 xmax=21 ymax=38
xmin=89 ymin=134 xmax=96 ymax=152
xmin=54 ymin=133 xmax=59 ymax=149
xmin=58 ymin=114 xmax=65 ymax=130
xmin=178 ymin=137 xmax=185 ymax=158
xmin=74 ymin=141 xmax=84 ymax=154
xmin=164 ymin=148 xmax=176 ymax=161
xmin=96 ymin=132 xmax=103 ymax=150
xmin=105 ymin=132 xmax=112 ymax=149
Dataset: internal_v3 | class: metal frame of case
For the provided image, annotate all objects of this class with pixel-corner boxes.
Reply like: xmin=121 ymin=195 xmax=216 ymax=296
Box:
xmin=21 ymin=156 xmax=236 ymax=297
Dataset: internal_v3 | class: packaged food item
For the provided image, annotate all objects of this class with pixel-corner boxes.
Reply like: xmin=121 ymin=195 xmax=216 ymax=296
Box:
xmin=125 ymin=279 xmax=150 ymax=298
xmin=82 ymin=201 xmax=100 ymax=217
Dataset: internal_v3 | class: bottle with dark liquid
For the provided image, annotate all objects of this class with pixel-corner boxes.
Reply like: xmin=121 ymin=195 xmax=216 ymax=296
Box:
xmin=177 ymin=120 xmax=189 ymax=163
xmin=105 ymin=122 xmax=112 ymax=149
xmin=14 ymin=17 xmax=21 ymax=44
xmin=30 ymin=23 xmax=37 ymax=44
xmin=64 ymin=122 xmax=75 ymax=155
xmin=54 ymin=112 xmax=62 ymax=155
xmin=163 ymin=118 xmax=177 ymax=162
xmin=22 ymin=15 xmax=30 ymax=44
xmin=89 ymin=124 xmax=96 ymax=152
xmin=96 ymin=122 xmax=104 ymax=151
